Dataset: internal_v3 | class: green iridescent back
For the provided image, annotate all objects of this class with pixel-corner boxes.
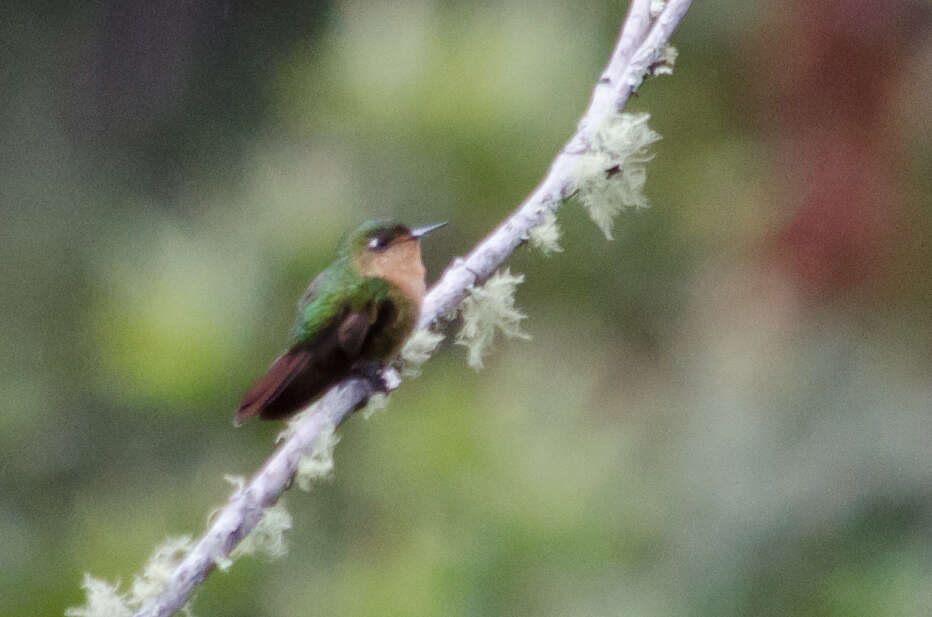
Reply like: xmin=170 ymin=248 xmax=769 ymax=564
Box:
xmin=291 ymin=257 xmax=389 ymax=344
xmin=290 ymin=218 xmax=403 ymax=345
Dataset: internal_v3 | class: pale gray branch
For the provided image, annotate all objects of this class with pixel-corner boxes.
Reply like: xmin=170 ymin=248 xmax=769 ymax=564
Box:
xmin=133 ymin=2 xmax=692 ymax=615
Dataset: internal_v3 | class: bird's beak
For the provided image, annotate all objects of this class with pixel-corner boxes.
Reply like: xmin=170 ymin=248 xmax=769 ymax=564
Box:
xmin=410 ymin=221 xmax=447 ymax=238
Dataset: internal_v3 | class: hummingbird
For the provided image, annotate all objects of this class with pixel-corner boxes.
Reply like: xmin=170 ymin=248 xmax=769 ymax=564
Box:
xmin=234 ymin=220 xmax=446 ymax=426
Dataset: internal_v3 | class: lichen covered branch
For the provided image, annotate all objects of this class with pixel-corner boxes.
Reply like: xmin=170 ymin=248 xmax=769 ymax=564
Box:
xmin=90 ymin=2 xmax=696 ymax=616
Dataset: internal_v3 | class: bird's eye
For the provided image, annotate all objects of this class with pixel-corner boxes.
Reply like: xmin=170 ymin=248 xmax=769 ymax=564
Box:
xmin=367 ymin=237 xmax=384 ymax=250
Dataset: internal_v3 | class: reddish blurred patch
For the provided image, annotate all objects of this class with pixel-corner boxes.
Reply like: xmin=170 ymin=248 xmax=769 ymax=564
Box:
xmin=753 ymin=0 xmax=928 ymax=301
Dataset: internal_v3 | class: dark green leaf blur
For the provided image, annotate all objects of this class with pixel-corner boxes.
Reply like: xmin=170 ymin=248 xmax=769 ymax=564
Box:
xmin=2 ymin=1 xmax=930 ymax=616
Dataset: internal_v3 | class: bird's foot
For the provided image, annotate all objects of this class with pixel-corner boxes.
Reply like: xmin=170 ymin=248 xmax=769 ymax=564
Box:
xmin=350 ymin=361 xmax=401 ymax=412
xmin=352 ymin=360 xmax=392 ymax=394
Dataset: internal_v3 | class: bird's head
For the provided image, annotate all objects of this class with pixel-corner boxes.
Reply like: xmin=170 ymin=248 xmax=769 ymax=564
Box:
xmin=343 ymin=219 xmax=446 ymax=300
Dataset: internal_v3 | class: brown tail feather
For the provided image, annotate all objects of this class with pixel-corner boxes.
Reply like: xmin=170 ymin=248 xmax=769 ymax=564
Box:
xmin=234 ymin=350 xmax=312 ymax=426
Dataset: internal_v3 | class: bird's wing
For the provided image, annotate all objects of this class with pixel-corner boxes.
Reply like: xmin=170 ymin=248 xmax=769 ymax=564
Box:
xmin=235 ymin=289 xmax=382 ymax=425
xmin=297 ymin=266 xmax=330 ymax=314
xmin=336 ymin=310 xmax=372 ymax=357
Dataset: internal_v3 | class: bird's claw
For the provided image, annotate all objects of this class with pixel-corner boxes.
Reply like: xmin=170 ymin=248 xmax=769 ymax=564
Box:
xmin=352 ymin=360 xmax=391 ymax=394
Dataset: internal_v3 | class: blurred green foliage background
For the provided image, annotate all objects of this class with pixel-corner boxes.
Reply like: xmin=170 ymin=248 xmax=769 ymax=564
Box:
xmin=2 ymin=1 xmax=930 ymax=616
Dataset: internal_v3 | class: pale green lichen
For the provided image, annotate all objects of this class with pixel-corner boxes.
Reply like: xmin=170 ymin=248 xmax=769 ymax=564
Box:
xmin=400 ymin=328 xmax=445 ymax=376
xmin=527 ymin=210 xmax=563 ymax=255
xmin=294 ymin=421 xmax=340 ymax=491
xmin=361 ymin=392 xmax=390 ymax=419
xmin=67 ymin=536 xmax=197 ymax=617
xmin=231 ymin=501 xmax=292 ymax=563
xmin=276 ymin=408 xmax=308 ymax=443
xmin=130 ymin=536 xmax=195 ymax=610
xmin=455 ymin=268 xmax=531 ymax=370
xmin=66 ymin=575 xmax=133 ymax=617
xmin=216 ymin=476 xmax=293 ymax=569
xmin=273 ymin=404 xmax=339 ymax=490
xmin=570 ymin=112 xmax=661 ymax=239
xmin=650 ymin=44 xmax=678 ymax=76
xmin=211 ymin=475 xmax=247 ymax=570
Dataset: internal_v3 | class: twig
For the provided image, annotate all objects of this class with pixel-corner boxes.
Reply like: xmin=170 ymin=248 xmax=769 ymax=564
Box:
xmin=133 ymin=2 xmax=692 ymax=615
xmin=420 ymin=0 xmax=691 ymax=322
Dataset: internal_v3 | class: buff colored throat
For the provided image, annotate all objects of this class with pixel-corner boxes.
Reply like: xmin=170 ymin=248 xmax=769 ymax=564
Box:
xmin=356 ymin=239 xmax=427 ymax=304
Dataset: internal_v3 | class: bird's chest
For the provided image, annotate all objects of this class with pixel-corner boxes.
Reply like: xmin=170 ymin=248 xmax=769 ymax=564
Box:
xmin=361 ymin=288 xmax=419 ymax=359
